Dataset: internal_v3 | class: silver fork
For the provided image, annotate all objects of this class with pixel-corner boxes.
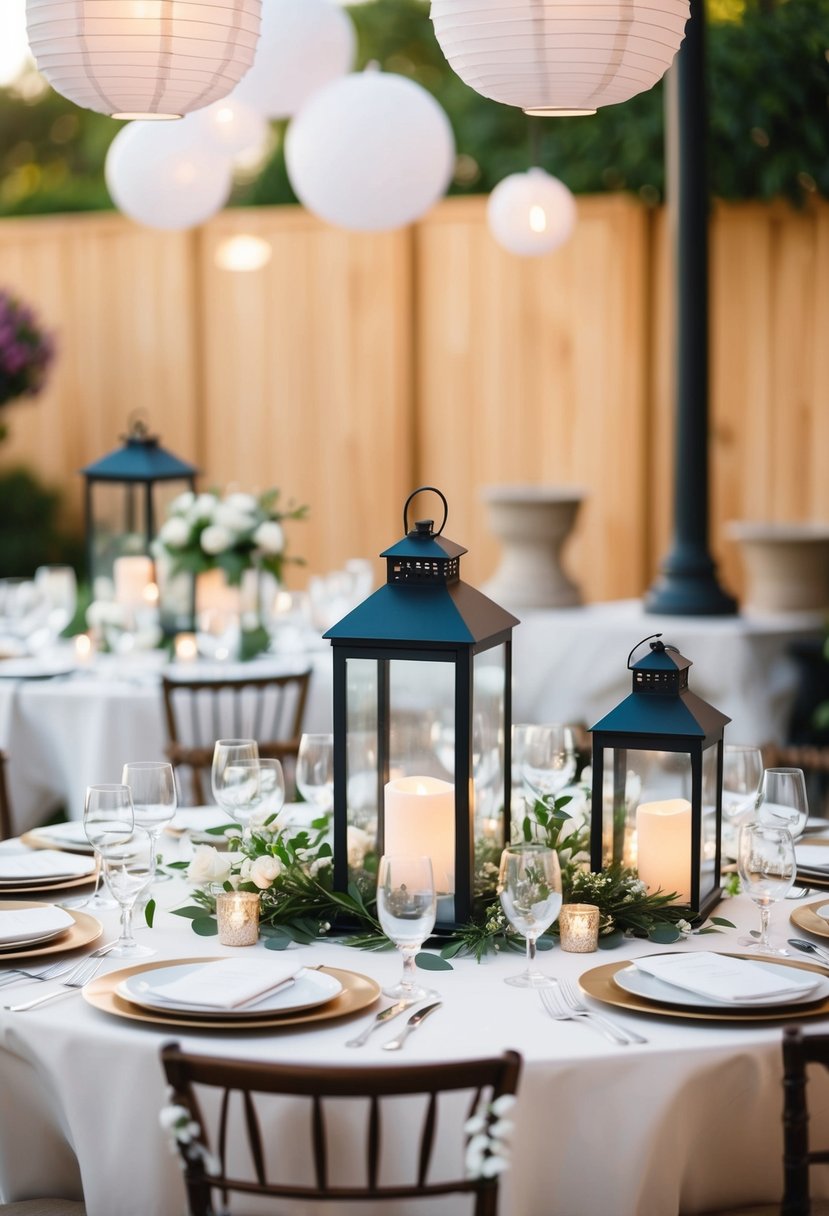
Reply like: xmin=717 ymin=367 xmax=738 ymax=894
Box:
xmin=2 ymin=944 xmax=115 ymax=1012
xmin=558 ymin=979 xmax=648 ymax=1045
xmin=539 ymin=986 xmax=631 ymax=1046
xmin=0 ymin=958 xmax=80 ymax=989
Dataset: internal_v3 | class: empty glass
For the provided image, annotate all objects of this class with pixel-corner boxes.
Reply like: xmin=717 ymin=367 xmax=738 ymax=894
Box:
xmin=82 ymin=783 xmax=135 ymax=910
xmin=720 ymin=744 xmax=764 ymax=857
xmin=102 ymin=828 xmax=156 ymax=958
xmin=757 ymin=768 xmax=809 ymax=841
xmin=737 ymin=822 xmax=796 ymax=953
xmin=520 ymin=724 xmax=577 ymax=807
xmin=296 ymin=733 xmax=334 ymax=813
xmin=121 ymin=761 xmax=178 ymax=881
xmin=498 ymin=843 xmax=562 ymax=987
xmin=376 ymin=854 xmax=437 ymax=1001
xmin=221 ymin=757 xmax=285 ymax=831
xmin=211 ymin=739 xmax=260 ymax=824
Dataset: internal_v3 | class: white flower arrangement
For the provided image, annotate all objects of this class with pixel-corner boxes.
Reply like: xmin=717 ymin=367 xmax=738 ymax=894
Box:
xmin=464 ymin=1093 xmax=516 ymax=1180
xmin=159 ymin=1091 xmax=221 ymax=1177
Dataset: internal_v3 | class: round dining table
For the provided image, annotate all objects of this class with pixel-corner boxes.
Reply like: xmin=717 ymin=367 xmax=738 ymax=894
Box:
xmin=0 ymin=840 xmax=828 ymax=1216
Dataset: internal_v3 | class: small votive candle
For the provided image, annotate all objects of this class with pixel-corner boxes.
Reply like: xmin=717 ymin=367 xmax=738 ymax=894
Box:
xmin=174 ymin=632 xmax=198 ymax=663
xmin=73 ymin=633 xmax=94 ymax=664
xmin=216 ymin=891 xmax=260 ymax=947
xmin=558 ymin=903 xmax=600 ymax=953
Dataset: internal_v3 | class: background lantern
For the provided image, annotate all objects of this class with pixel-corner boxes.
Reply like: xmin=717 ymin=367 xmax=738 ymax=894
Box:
xmin=589 ymin=635 xmax=730 ymax=919
xmin=26 ymin=0 xmax=261 ymax=121
xmin=324 ymin=487 xmax=518 ymax=931
xmin=81 ymin=419 xmax=197 ymax=624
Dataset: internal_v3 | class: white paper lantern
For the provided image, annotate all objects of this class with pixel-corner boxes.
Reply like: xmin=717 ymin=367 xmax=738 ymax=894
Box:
xmin=430 ymin=0 xmax=690 ymax=115
xmin=232 ymin=0 xmax=355 ymax=120
xmin=487 ymin=169 xmax=576 ymax=256
xmin=186 ymin=97 xmax=269 ymax=156
xmin=105 ymin=121 xmax=233 ymax=230
xmin=285 ymin=71 xmax=455 ymax=232
xmin=26 ymin=0 xmax=261 ymax=120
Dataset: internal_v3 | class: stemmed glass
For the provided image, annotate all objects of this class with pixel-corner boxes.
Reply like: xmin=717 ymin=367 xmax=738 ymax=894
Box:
xmin=520 ymin=724 xmax=577 ymax=807
xmin=757 ymin=768 xmax=810 ymax=841
xmin=376 ymin=855 xmax=437 ymax=1001
xmin=296 ymin=733 xmax=334 ymax=813
xmin=498 ymin=843 xmax=562 ymax=987
xmin=102 ymin=827 xmax=156 ymax=958
xmin=737 ymin=822 xmax=796 ymax=953
xmin=121 ymin=760 xmax=177 ymax=881
xmin=211 ymin=738 xmax=260 ymax=821
xmin=220 ymin=757 xmax=285 ymax=831
xmin=81 ymin=783 xmax=135 ymax=910
xmin=720 ymin=744 xmax=764 ymax=858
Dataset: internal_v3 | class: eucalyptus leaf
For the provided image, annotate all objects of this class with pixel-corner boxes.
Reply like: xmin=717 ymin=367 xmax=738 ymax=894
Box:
xmin=263 ymin=929 xmax=294 ymax=950
xmin=415 ymin=951 xmax=454 ymax=971
xmin=144 ymin=897 xmax=156 ymax=929
xmin=440 ymin=940 xmax=466 ymax=960
xmin=171 ymin=905 xmax=209 ymax=920
xmin=710 ymin=917 xmax=736 ymax=928
xmin=536 ymin=935 xmax=555 ymax=951
xmin=648 ymin=924 xmax=682 ymax=944
xmin=192 ymin=917 xmax=219 ymax=937
xmin=597 ymin=931 xmax=625 ymax=950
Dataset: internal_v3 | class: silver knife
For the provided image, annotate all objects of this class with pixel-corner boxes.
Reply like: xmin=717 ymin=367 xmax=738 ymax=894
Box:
xmin=345 ymin=999 xmax=415 ymax=1048
xmin=382 ymin=1000 xmax=442 ymax=1051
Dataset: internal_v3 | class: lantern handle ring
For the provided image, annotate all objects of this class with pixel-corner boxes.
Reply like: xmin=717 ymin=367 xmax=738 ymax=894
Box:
xmin=627 ymin=633 xmax=668 ymax=669
xmin=403 ymin=486 xmax=448 ymax=537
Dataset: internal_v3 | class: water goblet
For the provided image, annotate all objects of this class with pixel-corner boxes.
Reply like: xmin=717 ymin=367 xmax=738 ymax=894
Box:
xmin=296 ymin=733 xmax=334 ymax=813
xmin=720 ymin=744 xmax=764 ymax=857
xmin=520 ymin=724 xmax=577 ymax=808
xmin=211 ymin=739 xmax=261 ymax=826
xmin=376 ymin=855 xmax=437 ymax=1001
xmin=81 ymin=783 xmax=135 ymax=910
xmin=737 ymin=821 xmax=796 ymax=954
xmin=121 ymin=760 xmax=178 ymax=882
xmin=102 ymin=827 xmax=156 ymax=958
xmin=222 ymin=757 xmax=285 ymax=831
xmin=757 ymin=768 xmax=809 ymax=841
xmin=498 ymin=843 xmax=562 ymax=987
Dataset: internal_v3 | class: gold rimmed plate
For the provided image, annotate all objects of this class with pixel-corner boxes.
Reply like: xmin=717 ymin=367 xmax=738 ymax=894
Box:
xmin=20 ymin=824 xmax=94 ymax=856
xmin=0 ymin=870 xmax=98 ymax=896
xmin=0 ymin=902 xmax=102 ymax=962
xmin=84 ymin=960 xmax=381 ymax=1031
xmin=790 ymin=898 xmax=829 ymax=940
xmin=579 ymin=953 xmax=829 ymax=1023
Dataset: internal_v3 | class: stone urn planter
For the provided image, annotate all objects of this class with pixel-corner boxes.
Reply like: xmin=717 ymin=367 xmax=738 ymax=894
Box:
xmin=481 ymin=485 xmax=586 ymax=610
xmin=727 ymin=521 xmax=829 ymax=613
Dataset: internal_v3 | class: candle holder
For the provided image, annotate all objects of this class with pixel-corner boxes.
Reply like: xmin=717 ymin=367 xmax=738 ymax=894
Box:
xmin=216 ymin=891 xmax=260 ymax=947
xmin=558 ymin=903 xmax=600 ymax=953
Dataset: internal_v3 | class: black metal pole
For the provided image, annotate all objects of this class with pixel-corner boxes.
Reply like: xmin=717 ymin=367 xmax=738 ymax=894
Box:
xmin=645 ymin=0 xmax=736 ymax=616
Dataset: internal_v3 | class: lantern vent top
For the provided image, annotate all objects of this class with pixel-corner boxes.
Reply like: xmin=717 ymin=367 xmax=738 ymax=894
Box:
xmin=628 ymin=634 xmax=692 ymax=696
xmin=381 ymin=487 xmax=467 ymax=587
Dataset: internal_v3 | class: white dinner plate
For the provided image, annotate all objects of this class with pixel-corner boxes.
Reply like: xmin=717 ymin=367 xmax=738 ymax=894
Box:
xmin=0 ymin=904 xmax=75 ymax=949
xmin=166 ymin=807 xmax=237 ymax=843
xmin=117 ymin=963 xmax=343 ymax=1019
xmin=0 ymin=658 xmax=75 ymax=680
xmin=0 ymin=851 xmax=96 ymax=885
xmin=613 ymin=959 xmax=829 ymax=1011
xmin=22 ymin=823 xmax=95 ymax=854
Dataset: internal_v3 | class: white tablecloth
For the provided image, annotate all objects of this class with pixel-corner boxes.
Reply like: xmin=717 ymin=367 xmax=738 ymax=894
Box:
xmin=0 ymin=869 xmax=828 ymax=1216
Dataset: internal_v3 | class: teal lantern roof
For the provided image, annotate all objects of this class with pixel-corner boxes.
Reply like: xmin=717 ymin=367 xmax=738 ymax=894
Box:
xmin=82 ymin=420 xmax=197 ymax=483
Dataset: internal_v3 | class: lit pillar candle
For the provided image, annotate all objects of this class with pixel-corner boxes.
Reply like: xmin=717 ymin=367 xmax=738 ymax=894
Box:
xmin=636 ymin=798 xmax=692 ymax=904
xmin=113 ymin=556 xmax=154 ymax=607
xmin=174 ymin=632 xmax=198 ymax=663
xmin=73 ymin=633 xmax=93 ymax=665
xmin=384 ymin=776 xmax=455 ymax=895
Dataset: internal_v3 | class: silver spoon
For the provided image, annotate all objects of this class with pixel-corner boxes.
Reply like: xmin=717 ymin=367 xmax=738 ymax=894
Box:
xmin=787 ymin=938 xmax=829 ymax=967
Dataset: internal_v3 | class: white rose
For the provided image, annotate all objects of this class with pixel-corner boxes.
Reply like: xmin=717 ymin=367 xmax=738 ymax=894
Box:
xmin=347 ymin=826 xmax=371 ymax=870
xmin=159 ymin=517 xmax=190 ymax=548
xmin=239 ymin=857 xmax=254 ymax=881
xmin=187 ymin=846 xmax=231 ymax=886
xmin=253 ymin=520 xmax=284 ymax=555
xmin=225 ymin=492 xmax=258 ymax=514
xmin=249 ymin=855 xmax=283 ymax=889
xmin=200 ymin=524 xmax=234 ymax=555
xmin=168 ymin=491 xmax=195 ymax=516
xmin=189 ymin=493 xmax=219 ymax=522
xmin=214 ymin=503 xmax=255 ymax=535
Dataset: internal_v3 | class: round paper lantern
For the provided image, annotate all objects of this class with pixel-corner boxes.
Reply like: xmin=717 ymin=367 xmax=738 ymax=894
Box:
xmin=232 ymin=0 xmax=355 ymax=120
xmin=25 ymin=0 xmax=261 ymax=120
xmin=105 ymin=121 xmax=233 ymax=230
xmin=487 ymin=169 xmax=576 ymax=256
xmin=430 ymin=0 xmax=690 ymax=115
xmin=187 ymin=97 xmax=269 ymax=156
xmin=285 ymin=71 xmax=455 ymax=232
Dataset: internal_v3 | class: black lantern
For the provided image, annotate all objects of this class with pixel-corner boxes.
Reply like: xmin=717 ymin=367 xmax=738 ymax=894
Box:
xmin=324 ymin=487 xmax=519 ymax=931
xmin=589 ymin=635 xmax=730 ymax=919
xmin=81 ymin=419 xmax=197 ymax=619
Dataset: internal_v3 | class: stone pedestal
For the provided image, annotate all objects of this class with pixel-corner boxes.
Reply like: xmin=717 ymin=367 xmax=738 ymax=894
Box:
xmin=481 ymin=485 xmax=585 ymax=610
xmin=727 ymin=522 xmax=829 ymax=614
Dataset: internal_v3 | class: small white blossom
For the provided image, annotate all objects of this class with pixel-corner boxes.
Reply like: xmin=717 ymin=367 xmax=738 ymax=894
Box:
xmin=249 ymin=854 xmax=283 ymax=889
xmin=253 ymin=520 xmax=284 ymax=554
xmin=168 ymin=491 xmax=195 ymax=515
xmin=189 ymin=493 xmax=218 ymax=522
xmin=214 ymin=503 xmax=255 ymax=535
xmin=347 ymin=825 xmax=371 ymax=870
xmin=224 ymin=492 xmax=258 ymax=514
xmin=158 ymin=516 xmax=190 ymax=547
xmin=200 ymin=524 xmax=234 ymax=555
xmin=188 ymin=845 xmax=232 ymax=886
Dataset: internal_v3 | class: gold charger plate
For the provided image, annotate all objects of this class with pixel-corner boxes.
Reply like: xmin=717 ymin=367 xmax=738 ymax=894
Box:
xmin=0 ymin=870 xmax=97 ymax=896
xmin=579 ymin=953 xmax=829 ymax=1023
xmin=0 ymin=902 xmax=102 ymax=962
xmin=20 ymin=829 xmax=93 ymax=856
xmin=790 ymin=898 xmax=829 ymax=939
xmin=83 ymin=960 xmax=381 ymax=1031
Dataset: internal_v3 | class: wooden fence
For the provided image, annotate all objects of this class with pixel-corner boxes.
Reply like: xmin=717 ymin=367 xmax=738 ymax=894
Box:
xmin=0 ymin=196 xmax=826 ymax=602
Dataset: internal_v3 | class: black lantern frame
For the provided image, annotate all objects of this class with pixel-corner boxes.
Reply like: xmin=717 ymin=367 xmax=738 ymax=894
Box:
xmin=324 ymin=488 xmax=519 ymax=931
xmin=589 ymin=635 xmax=730 ymax=920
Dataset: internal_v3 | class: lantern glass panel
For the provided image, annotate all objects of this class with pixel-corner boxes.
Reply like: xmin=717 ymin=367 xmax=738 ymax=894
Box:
xmin=473 ymin=645 xmax=507 ymax=846
xmin=89 ymin=483 xmax=148 ymax=596
xmin=699 ymin=744 xmax=721 ymax=887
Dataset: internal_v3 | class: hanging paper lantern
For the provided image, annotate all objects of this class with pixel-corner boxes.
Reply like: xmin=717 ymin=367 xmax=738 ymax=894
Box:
xmin=25 ymin=0 xmax=261 ymax=120
xmin=430 ymin=0 xmax=690 ymax=116
xmin=105 ymin=121 xmax=233 ymax=231
xmin=232 ymin=0 xmax=355 ymax=120
xmin=186 ymin=97 xmax=269 ymax=156
xmin=285 ymin=70 xmax=455 ymax=233
xmin=487 ymin=169 xmax=576 ymax=257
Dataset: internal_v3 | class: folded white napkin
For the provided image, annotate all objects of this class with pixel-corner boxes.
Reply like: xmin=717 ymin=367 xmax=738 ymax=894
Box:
xmin=33 ymin=823 xmax=91 ymax=847
xmin=0 ymin=906 xmax=74 ymax=945
xmin=796 ymin=844 xmax=829 ymax=870
xmin=633 ymin=952 xmax=821 ymax=1004
xmin=0 ymin=850 xmax=96 ymax=881
xmin=143 ymin=960 xmax=301 ymax=1010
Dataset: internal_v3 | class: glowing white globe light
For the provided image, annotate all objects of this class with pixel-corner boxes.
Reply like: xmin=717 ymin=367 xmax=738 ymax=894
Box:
xmin=187 ymin=97 xmax=269 ymax=156
xmin=215 ymin=234 xmax=273 ymax=272
xmin=285 ymin=71 xmax=455 ymax=233
xmin=105 ymin=121 xmax=233 ymax=230
xmin=430 ymin=0 xmax=690 ymax=116
xmin=232 ymin=0 xmax=355 ymax=120
xmin=487 ymin=169 xmax=576 ymax=257
xmin=26 ymin=0 xmax=261 ymax=120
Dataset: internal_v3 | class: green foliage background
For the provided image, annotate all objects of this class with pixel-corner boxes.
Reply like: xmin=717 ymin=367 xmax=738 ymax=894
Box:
xmin=0 ymin=0 xmax=826 ymax=218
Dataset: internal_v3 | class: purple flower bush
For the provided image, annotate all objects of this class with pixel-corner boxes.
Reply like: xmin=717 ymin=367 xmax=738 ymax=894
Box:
xmin=0 ymin=290 xmax=55 ymax=410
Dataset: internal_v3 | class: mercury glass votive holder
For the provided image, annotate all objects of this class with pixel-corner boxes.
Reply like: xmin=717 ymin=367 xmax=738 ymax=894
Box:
xmin=558 ymin=903 xmax=600 ymax=953
xmin=216 ymin=891 xmax=260 ymax=947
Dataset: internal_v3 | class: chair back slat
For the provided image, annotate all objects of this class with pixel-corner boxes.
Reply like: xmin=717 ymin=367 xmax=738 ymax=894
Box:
xmin=243 ymin=1090 xmax=267 ymax=1185
xmin=417 ymin=1091 xmax=438 ymax=1188
xmin=367 ymin=1094 xmax=380 ymax=1191
xmin=0 ymin=751 xmax=11 ymax=840
xmin=312 ymin=1094 xmax=327 ymax=1191
xmin=781 ymin=1026 xmax=829 ymax=1216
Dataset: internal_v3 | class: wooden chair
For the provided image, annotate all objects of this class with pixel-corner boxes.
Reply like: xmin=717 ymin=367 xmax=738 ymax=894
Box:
xmin=0 ymin=1202 xmax=85 ymax=1214
xmin=161 ymin=670 xmax=311 ymax=804
xmin=161 ymin=1042 xmax=522 ymax=1216
xmin=0 ymin=748 xmax=12 ymax=840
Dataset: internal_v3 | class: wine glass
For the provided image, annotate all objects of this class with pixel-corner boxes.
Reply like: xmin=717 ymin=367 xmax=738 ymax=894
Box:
xmin=498 ymin=843 xmax=562 ymax=987
xmin=296 ymin=733 xmax=334 ymax=813
xmin=121 ymin=761 xmax=178 ymax=881
xmin=32 ymin=565 xmax=77 ymax=649
xmin=757 ymin=768 xmax=809 ymax=841
xmin=520 ymin=724 xmax=577 ymax=807
xmin=376 ymin=855 xmax=437 ymax=1000
xmin=221 ymin=757 xmax=285 ymax=831
xmin=81 ymin=783 xmax=135 ymax=910
xmin=720 ymin=744 xmax=764 ymax=857
xmin=211 ymin=740 xmax=261 ymax=825
xmin=737 ymin=822 xmax=796 ymax=953
xmin=102 ymin=827 xmax=156 ymax=958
